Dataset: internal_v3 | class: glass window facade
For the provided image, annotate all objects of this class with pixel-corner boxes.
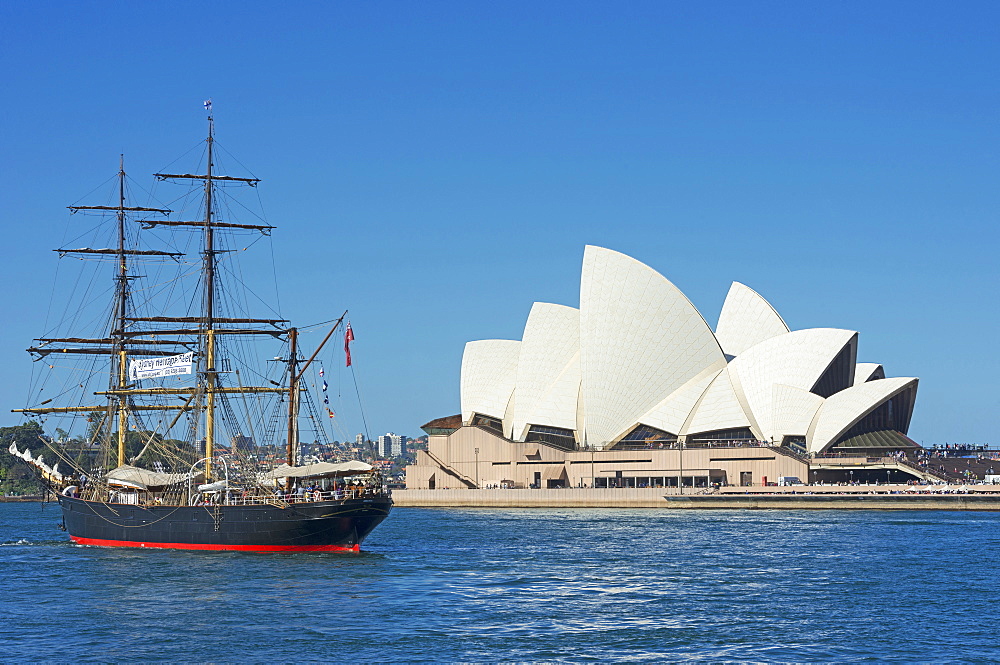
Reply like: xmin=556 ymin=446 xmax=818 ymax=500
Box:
xmin=614 ymin=425 xmax=678 ymax=450
xmin=811 ymin=341 xmax=856 ymax=398
xmin=524 ymin=425 xmax=577 ymax=451
xmin=686 ymin=427 xmax=758 ymax=445
xmin=471 ymin=413 xmax=505 ymax=436
xmin=834 ymin=387 xmax=916 ymax=445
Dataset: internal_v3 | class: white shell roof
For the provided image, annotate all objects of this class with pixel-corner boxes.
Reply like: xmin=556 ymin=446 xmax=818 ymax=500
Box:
xmin=715 ymin=282 xmax=790 ymax=357
xmin=520 ymin=352 xmax=581 ymax=435
xmin=460 ymin=339 xmax=521 ymax=422
xmin=806 ymin=377 xmax=918 ymax=454
xmin=455 ymin=246 xmax=919 ymax=453
xmin=683 ymin=367 xmax=754 ymax=436
xmin=771 ymin=384 xmax=825 ymax=442
xmin=579 ymin=246 xmax=725 ymax=448
xmin=510 ymin=303 xmax=581 ymax=439
xmin=636 ymin=365 xmax=725 ymax=436
xmin=854 ymin=363 xmax=885 ymax=385
xmin=728 ymin=328 xmax=858 ymax=443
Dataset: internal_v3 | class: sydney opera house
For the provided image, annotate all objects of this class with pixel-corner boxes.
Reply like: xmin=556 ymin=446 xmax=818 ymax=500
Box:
xmin=407 ymin=246 xmax=924 ymax=490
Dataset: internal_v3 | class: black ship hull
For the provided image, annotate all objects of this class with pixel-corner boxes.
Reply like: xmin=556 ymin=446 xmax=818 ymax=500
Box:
xmin=58 ymin=495 xmax=392 ymax=552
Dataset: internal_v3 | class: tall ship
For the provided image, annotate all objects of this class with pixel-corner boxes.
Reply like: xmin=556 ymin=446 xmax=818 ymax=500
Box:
xmin=9 ymin=108 xmax=392 ymax=552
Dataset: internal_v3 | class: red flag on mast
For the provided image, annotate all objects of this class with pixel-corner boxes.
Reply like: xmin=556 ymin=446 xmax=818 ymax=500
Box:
xmin=344 ymin=322 xmax=355 ymax=367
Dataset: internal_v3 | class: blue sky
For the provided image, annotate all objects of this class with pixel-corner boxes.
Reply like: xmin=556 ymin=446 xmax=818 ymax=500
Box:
xmin=1 ymin=1 xmax=997 ymax=444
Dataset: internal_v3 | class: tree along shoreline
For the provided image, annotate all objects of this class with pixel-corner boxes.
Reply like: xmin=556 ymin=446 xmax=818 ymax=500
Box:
xmin=1 ymin=419 xmax=200 ymax=496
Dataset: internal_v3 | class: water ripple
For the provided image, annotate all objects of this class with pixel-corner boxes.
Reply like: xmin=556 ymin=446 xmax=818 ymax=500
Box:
xmin=1 ymin=504 xmax=997 ymax=662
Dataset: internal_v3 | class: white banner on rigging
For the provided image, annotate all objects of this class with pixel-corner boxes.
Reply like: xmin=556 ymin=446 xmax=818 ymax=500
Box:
xmin=129 ymin=351 xmax=194 ymax=381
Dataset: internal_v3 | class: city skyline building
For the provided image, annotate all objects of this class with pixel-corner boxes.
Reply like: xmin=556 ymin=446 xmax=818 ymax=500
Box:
xmin=377 ymin=433 xmax=409 ymax=458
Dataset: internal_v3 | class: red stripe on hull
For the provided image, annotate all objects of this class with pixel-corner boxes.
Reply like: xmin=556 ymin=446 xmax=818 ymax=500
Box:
xmin=69 ymin=535 xmax=360 ymax=553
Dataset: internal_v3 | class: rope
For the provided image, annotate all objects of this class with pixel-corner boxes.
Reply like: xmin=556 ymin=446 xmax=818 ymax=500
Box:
xmin=351 ymin=365 xmax=370 ymax=444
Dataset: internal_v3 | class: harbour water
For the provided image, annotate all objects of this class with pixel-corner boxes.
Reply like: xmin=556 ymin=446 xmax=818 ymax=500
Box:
xmin=2 ymin=502 xmax=997 ymax=662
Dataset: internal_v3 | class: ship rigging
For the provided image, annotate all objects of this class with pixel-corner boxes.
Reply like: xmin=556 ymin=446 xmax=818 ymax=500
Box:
xmin=11 ymin=110 xmax=392 ymax=552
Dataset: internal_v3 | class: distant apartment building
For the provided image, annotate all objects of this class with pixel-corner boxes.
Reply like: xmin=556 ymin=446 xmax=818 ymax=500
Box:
xmin=376 ymin=433 xmax=408 ymax=458
xmin=231 ymin=435 xmax=254 ymax=454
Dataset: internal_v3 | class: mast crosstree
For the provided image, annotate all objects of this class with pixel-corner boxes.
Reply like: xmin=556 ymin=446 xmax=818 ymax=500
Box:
xmin=15 ymin=157 xmax=177 ymax=466
xmin=134 ymin=114 xmax=290 ymax=478
xmin=16 ymin=113 xmax=300 ymax=476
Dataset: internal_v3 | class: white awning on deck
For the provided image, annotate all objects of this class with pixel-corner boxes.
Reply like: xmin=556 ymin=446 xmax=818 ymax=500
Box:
xmin=260 ymin=460 xmax=373 ymax=481
xmin=105 ymin=465 xmax=193 ymax=490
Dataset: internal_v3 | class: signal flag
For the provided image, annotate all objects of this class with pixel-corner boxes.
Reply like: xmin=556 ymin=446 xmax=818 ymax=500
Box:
xmin=345 ymin=322 xmax=355 ymax=367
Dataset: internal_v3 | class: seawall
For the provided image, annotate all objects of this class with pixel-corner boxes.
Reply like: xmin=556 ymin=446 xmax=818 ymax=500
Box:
xmin=392 ymin=487 xmax=1000 ymax=510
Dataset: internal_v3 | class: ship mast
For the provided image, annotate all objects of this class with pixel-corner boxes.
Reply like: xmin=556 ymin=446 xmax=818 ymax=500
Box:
xmin=286 ymin=315 xmax=346 ymax=476
xmin=12 ymin=161 xmax=176 ymax=465
xmin=16 ymin=113 xmax=296 ymax=481
xmin=148 ymin=110 xmax=285 ymax=480
xmin=204 ymin=113 xmax=218 ymax=477
xmin=286 ymin=327 xmax=298 ymax=486
xmin=114 ymin=156 xmax=129 ymax=467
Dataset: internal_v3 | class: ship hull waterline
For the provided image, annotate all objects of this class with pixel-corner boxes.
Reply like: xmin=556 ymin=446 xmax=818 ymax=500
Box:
xmin=58 ymin=495 xmax=392 ymax=553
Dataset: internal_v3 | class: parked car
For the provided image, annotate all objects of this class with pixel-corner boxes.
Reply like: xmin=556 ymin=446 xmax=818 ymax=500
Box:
xmin=777 ymin=476 xmax=804 ymax=486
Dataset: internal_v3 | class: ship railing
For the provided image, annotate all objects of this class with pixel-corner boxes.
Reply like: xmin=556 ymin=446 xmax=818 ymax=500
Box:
xmin=237 ymin=489 xmax=386 ymax=504
xmin=189 ymin=487 xmax=388 ymax=507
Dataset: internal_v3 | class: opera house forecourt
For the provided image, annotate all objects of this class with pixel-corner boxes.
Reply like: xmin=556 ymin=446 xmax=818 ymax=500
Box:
xmin=405 ymin=245 xmax=964 ymax=505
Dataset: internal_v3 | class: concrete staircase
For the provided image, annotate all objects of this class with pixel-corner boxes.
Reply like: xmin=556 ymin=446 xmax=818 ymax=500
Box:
xmin=921 ymin=455 xmax=1000 ymax=483
xmin=811 ymin=456 xmax=948 ymax=483
xmin=423 ymin=449 xmax=478 ymax=488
